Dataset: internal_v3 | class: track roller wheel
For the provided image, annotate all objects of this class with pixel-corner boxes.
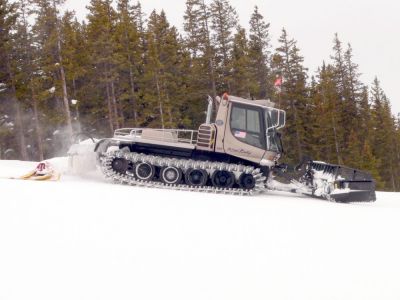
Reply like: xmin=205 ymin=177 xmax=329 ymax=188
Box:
xmin=239 ymin=173 xmax=256 ymax=190
xmin=211 ymin=170 xmax=235 ymax=189
xmin=160 ymin=166 xmax=182 ymax=185
xmin=135 ymin=162 xmax=155 ymax=181
xmin=185 ymin=168 xmax=208 ymax=186
xmin=111 ymin=157 xmax=129 ymax=174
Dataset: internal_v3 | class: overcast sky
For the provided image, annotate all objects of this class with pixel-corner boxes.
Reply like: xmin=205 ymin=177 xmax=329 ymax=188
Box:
xmin=64 ymin=0 xmax=400 ymax=116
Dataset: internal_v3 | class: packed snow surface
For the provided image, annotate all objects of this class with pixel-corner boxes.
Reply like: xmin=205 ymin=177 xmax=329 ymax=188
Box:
xmin=0 ymin=159 xmax=399 ymax=300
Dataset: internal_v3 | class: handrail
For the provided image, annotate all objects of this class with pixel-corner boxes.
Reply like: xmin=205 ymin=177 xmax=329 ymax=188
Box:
xmin=267 ymin=108 xmax=286 ymax=130
xmin=114 ymin=128 xmax=198 ymax=145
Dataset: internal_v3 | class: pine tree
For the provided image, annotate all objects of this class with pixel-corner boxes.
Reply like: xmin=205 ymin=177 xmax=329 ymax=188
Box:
xmin=143 ymin=10 xmax=187 ymax=129
xmin=359 ymin=141 xmax=382 ymax=188
xmin=342 ymin=43 xmax=363 ymax=150
xmin=114 ymin=0 xmax=143 ymax=126
xmin=209 ymin=0 xmax=238 ymax=92
xmin=330 ymin=35 xmax=364 ymax=158
xmin=31 ymin=0 xmax=74 ymax=142
xmin=358 ymin=86 xmax=373 ymax=148
xmin=184 ymin=0 xmax=203 ymax=59
xmin=248 ymin=6 xmax=270 ymax=98
xmin=183 ymin=0 xmax=217 ymax=102
xmin=370 ymin=77 xmax=397 ymax=190
xmin=86 ymin=0 xmax=120 ymax=133
xmin=345 ymin=129 xmax=363 ymax=168
xmin=131 ymin=1 xmax=146 ymax=56
xmin=61 ymin=11 xmax=89 ymax=135
xmin=344 ymin=44 xmax=363 ymax=106
xmin=395 ymin=115 xmax=400 ymax=189
xmin=309 ymin=63 xmax=343 ymax=164
xmin=228 ymin=26 xmax=251 ymax=98
xmin=331 ymin=34 xmax=348 ymax=99
xmin=273 ymin=29 xmax=309 ymax=163
xmin=0 ymin=0 xmax=30 ymax=160
xmin=14 ymin=0 xmax=45 ymax=160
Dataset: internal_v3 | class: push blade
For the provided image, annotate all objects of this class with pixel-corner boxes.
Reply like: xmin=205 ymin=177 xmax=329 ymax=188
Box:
xmin=329 ymin=189 xmax=377 ymax=203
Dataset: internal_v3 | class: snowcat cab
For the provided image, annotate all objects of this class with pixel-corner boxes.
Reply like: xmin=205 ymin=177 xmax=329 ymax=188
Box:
xmin=207 ymin=93 xmax=286 ymax=167
xmin=70 ymin=94 xmax=376 ymax=203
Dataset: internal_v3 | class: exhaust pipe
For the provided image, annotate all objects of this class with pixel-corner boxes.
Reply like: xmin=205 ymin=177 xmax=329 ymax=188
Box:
xmin=206 ymin=95 xmax=213 ymax=124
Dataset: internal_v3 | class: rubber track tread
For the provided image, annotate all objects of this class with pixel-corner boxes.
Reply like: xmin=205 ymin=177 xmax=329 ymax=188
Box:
xmin=100 ymin=151 xmax=267 ymax=195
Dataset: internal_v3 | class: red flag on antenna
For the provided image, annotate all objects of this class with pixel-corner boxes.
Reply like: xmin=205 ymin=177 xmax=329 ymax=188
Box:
xmin=274 ymin=76 xmax=283 ymax=87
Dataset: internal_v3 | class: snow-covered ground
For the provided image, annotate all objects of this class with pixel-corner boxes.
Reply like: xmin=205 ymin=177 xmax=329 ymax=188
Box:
xmin=0 ymin=159 xmax=399 ymax=300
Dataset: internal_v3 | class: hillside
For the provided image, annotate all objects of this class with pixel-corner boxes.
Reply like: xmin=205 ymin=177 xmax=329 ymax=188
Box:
xmin=0 ymin=159 xmax=399 ymax=300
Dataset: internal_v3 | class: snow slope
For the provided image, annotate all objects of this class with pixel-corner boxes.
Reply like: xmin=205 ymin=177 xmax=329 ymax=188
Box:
xmin=0 ymin=159 xmax=399 ymax=300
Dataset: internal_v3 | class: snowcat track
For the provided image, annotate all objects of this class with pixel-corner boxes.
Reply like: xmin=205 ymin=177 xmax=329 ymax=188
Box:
xmin=100 ymin=151 xmax=267 ymax=196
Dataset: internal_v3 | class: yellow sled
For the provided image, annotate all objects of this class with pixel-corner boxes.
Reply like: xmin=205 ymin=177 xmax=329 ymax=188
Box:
xmin=19 ymin=172 xmax=60 ymax=181
xmin=11 ymin=161 xmax=61 ymax=181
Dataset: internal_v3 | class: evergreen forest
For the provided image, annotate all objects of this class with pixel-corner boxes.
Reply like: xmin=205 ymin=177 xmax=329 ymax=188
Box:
xmin=1 ymin=0 xmax=399 ymax=191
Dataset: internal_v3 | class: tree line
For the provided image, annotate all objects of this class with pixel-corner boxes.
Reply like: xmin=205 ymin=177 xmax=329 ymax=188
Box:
xmin=0 ymin=0 xmax=399 ymax=190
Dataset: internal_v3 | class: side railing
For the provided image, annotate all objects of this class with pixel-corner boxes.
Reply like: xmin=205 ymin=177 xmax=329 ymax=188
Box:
xmin=114 ymin=128 xmax=198 ymax=145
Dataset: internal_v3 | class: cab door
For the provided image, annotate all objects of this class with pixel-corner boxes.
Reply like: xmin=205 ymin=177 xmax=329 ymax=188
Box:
xmin=224 ymin=103 xmax=267 ymax=164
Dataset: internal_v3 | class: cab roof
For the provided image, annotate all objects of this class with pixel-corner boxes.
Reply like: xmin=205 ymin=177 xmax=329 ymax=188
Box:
xmin=227 ymin=95 xmax=276 ymax=108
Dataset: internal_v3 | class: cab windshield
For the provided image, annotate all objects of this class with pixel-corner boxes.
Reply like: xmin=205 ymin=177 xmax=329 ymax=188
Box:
xmin=229 ymin=103 xmax=285 ymax=153
xmin=265 ymin=109 xmax=285 ymax=152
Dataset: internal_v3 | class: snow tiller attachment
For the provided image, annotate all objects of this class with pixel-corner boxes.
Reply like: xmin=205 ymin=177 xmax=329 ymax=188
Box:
xmin=90 ymin=94 xmax=376 ymax=203
xmin=269 ymin=160 xmax=376 ymax=203
xmin=309 ymin=162 xmax=376 ymax=202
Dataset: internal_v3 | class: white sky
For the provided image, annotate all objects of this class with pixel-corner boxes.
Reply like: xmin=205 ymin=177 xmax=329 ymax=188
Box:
xmin=64 ymin=0 xmax=400 ymax=116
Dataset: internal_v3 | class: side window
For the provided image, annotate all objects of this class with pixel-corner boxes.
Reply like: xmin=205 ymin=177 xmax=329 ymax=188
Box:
xmin=247 ymin=109 xmax=261 ymax=132
xmin=231 ymin=106 xmax=246 ymax=130
xmin=230 ymin=105 xmax=264 ymax=149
